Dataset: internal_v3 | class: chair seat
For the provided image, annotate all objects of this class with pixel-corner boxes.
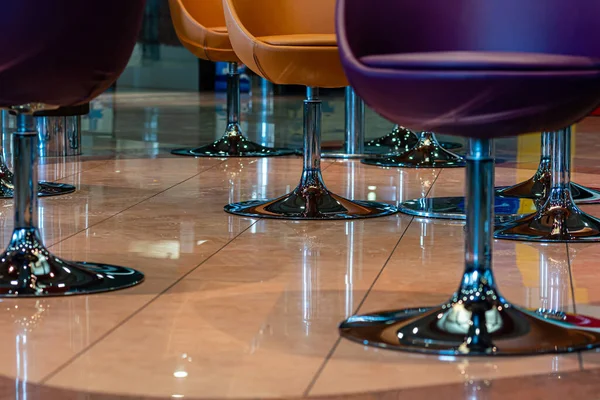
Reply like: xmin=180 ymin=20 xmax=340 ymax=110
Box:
xmin=258 ymin=34 xmax=336 ymax=47
xmin=211 ymin=26 xmax=228 ymax=33
xmin=360 ymin=51 xmax=600 ymax=71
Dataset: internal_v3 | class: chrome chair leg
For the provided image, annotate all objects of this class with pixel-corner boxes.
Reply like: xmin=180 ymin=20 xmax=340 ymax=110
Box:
xmin=362 ymin=131 xmax=465 ymax=168
xmin=497 ymin=131 xmax=600 ymax=203
xmin=495 ymin=127 xmax=600 ymax=242
xmin=322 ymin=87 xmax=379 ymax=159
xmin=224 ymin=87 xmax=398 ymax=220
xmin=0 ymin=108 xmax=143 ymax=297
xmin=171 ymin=62 xmax=296 ymax=158
xmin=0 ymin=113 xmax=75 ymax=198
xmin=340 ymin=137 xmax=600 ymax=355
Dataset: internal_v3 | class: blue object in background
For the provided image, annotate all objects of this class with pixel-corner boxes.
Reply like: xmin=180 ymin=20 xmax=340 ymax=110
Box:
xmin=457 ymin=197 xmax=524 ymax=214
xmin=215 ymin=62 xmax=250 ymax=92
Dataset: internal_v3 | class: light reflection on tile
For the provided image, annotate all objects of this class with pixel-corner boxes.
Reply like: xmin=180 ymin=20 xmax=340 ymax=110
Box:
xmin=0 ymin=89 xmax=597 ymax=399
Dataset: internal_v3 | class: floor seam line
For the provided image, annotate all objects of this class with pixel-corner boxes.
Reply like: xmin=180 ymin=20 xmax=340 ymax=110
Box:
xmin=301 ymin=168 xmax=443 ymax=397
xmin=46 ymin=159 xmax=112 ymax=183
xmin=39 ymin=216 xmax=260 ymax=384
xmin=46 ymin=159 xmax=227 ymax=250
xmin=566 ymin=243 xmax=585 ymax=370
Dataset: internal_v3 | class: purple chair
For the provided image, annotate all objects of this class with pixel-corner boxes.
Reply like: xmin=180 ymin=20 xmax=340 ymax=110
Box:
xmin=336 ymin=0 xmax=600 ymax=355
xmin=0 ymin=0 xmax=146 ymax=296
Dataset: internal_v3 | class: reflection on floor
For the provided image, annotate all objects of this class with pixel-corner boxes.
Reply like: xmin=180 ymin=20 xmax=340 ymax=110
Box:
xmin=1 ymin=89 xmax=600 ymax=399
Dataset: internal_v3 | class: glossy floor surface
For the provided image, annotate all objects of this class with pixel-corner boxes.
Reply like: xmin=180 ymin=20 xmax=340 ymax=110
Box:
xmin=2 ymin=87 xmax=600 ymax=399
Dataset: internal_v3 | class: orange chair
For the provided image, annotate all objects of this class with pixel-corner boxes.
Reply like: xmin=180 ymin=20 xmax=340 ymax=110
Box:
xmin=168 ymin=0 xmax=295 ymax=157
xmin=222 ymin=0 xmax=397 ymax=219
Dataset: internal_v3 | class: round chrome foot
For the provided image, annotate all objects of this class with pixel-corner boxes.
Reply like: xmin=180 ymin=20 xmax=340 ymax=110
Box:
xmin=497 ymin=181 xmax=600 ymax=204
xmin=495 ymin=188 xmax=600 ymax=242
xmin=340 ymin=303 xmax=600 ymax=356
xmin=0 ymin=181 xmax=75 ymax=198
xmin=224 ymin=170 xmax=397 ymax=220
xmin=38 ymin=181 xmax=76 ymax=197
xmin=440 ymin=141 xmax=463 ymax=150
xmin=571 ymin=183 xmax=600 ymax=204
xmin=362 ymin=131 xmax=465 ymax=168
xmin=0 ymin=228 xmax=144 ymax=297
xmin=321 ymin=150 xmax=381 ymax=159
xmin=365 ymin=125 xmax=418 ymax=153
xmin=0 ymin=172 xmax=76 ymax=199
xmin=399 ymin=196 xmax=535 ymax=222
xmin=171 ymin=135 xmax=296 ymax=158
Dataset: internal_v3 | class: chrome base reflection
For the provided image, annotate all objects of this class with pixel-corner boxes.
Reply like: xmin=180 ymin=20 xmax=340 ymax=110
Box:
xmin=494 ymin=188 xmax=600 ymax=242
xmin=171 ymin=124 xmax=296 ymax=158
xmin=398 ymin=196 xmax=535 ymax=223
xmin=0 ymin=161 xmax=75 ymax=198
xmin=497 ymin=181 xmax=600 ymax=204
xmin=224 ymin=169 xmax=397 ymax=220
xmin=0 ymin=228 xmax=144 ymax=297
xmin=340 ymin=301 xmax=600 ymax=356
xmin=362 ymin=131 xmax=465 ymax=168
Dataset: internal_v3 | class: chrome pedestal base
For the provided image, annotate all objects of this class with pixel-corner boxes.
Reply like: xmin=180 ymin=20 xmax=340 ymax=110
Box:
xmin=495 ymin=189 xmax=600 ymax=242
xmin=340 ymin=301 xmax=600 ymax=356
xmin=440 ymin=141 xmax=463 ymax=151
xmin=497 ymin=130 xmax=600 ymax=204
xmin=0 ymin=177 xmax=76 ymax=198
xmin=341 ymin=137 xmax=600 ymax=357
xmin=398 ymin=196 xmax=535 ymax=222
xmin=365 ymin=125 xmax=462 ymax=153
xmin=495 ymin=128 xmax=600 ymax=242
xmin=0 ymin=228 xmax=144 ymax=297
xmin=497 ymin=181 xmax=600 ymax=204
xmin=171 ymin=128 xmax=296 ymax=158
xmin=0 ymin=156 xmax=75 ymax=198
xmin=365 ymin=125 xmax=418 ymax=153
xmin=362 ymin=132 xmax=465 ymax=168
xmin=224 ymin=170 xmax=397 ymax=220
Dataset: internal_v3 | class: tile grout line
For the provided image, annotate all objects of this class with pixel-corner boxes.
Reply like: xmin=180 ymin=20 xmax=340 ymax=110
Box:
xmin=565 ymin=243 xmax=585 ymax=370
xmin=48 ymin=158 xmax=112 ymax=182
xmin=33 ymin=160 xmax=113 ymax=186
xmin=38 ymin=154 xmax=306 ymax=383
xmin=301 ymin=168 xmax=444 ymax=397
xmin=40 ymin=216 xmax=261 ymax=384
xmin=45 ymin=159 xmax=228 ymax=250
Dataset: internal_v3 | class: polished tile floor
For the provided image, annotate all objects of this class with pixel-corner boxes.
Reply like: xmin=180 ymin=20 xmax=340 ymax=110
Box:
xmin=2 ymin=87 xmax=600 ymax=399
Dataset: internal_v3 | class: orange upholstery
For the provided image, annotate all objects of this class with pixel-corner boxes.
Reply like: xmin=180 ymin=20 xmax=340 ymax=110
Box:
xmin=169 ymin=0 xmax=239 ymax=62
xmin=223 ymin=0 xmax=348 ymax=88
xmin=257 ymin=34 xmax=337 ymax=47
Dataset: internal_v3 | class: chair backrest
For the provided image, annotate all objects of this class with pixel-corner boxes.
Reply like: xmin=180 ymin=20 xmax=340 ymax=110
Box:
xmin=0 ymin=0 xmax=145 ymax=107
xmin=226 ymin=0 xmax=336 ymax=37
xmin=176 ymin=0 xmax=226 ymax=29
xmin=339 ymin=0 xmax=600 ymax=59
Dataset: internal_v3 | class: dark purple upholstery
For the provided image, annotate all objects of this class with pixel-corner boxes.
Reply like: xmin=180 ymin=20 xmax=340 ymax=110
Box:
xmin=0 ymin=0 xmax=146 ymax=108
xmin=336 ymin=0 xmax=600 ymax=138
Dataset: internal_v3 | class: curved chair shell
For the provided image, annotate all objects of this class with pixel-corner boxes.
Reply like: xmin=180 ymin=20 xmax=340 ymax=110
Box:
xmin=0 ymin=0 xmax=145 ymax=108
xmin=336 ymin=0 xmax=600 ymax=138
xmin=169 ymin=0 xmax=239 ymax=62
xmin=223 ymin=0 xmax=347 ymax=88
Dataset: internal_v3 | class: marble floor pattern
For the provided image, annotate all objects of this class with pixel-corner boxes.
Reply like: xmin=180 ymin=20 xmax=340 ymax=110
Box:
xmin=1 ymin=88 xmax=600 ymax=399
